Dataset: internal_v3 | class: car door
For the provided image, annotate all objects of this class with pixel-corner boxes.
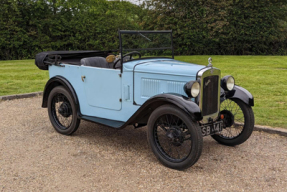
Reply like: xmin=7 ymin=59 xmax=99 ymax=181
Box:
xmin=80 ymin=66 xmax=122 ymax=111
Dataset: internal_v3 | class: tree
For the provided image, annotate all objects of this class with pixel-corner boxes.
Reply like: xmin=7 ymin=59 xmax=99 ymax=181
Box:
xmin=0 ymin=0 xmax=145 ymax=60
xmin=142 ymin=0 xmax=287 ymax=55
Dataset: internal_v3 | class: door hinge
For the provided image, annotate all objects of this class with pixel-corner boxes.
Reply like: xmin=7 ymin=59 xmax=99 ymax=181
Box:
xmin=119 ymin=98 xmax=122 ymax=102
xmin=81 ymin=75 xmax=86 ymax=82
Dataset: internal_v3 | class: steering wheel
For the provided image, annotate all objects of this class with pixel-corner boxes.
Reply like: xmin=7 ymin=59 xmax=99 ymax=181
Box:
xmin=113 ymin=51 xmax=142 ymax=69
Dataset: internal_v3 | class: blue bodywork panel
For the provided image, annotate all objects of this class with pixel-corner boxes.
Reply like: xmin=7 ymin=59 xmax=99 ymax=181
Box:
xmin=49 ymin=58 xmax=205 ymax=124
xmin=124 ymin=59 xmax=205 ymax=105
xmin=81 ymin=66 xmax=122 ymax=110
xmin=124 ymin=59 xmax=204 ymax=75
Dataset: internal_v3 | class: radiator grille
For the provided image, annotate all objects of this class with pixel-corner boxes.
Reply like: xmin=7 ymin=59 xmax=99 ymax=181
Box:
xmin=202 ymin=76 xmax=219 ymax=116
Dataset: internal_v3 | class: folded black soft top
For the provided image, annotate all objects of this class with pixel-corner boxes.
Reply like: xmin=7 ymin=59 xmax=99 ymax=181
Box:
xmin=35 ymin=50 xmax=114 ymax=70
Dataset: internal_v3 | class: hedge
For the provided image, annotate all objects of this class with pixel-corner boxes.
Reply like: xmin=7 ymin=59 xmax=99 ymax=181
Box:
xmin=0 ymin=0 xmax=286 ymax=60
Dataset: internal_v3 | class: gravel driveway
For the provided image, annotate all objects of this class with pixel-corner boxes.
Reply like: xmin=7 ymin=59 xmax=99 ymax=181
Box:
xmin=0 ymin=97 xmax=286 ymax=191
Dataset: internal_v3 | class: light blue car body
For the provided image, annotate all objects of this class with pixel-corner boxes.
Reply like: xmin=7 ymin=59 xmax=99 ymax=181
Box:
xmin=49 ymin=58 xmax=205 ymax=123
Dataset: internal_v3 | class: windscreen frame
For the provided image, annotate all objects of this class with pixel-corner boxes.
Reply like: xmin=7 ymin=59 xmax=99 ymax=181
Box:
xmin=118 ymin=30 xmax=174 ymax=73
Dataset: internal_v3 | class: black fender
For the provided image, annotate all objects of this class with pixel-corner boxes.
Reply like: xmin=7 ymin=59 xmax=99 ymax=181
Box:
xmin=42 ymin=76 xmax=80 ymax=112
xmin=222 ymin=85 xmax=254 ymax=106
xmin=125 ymin=93 xmax=203 ymax=126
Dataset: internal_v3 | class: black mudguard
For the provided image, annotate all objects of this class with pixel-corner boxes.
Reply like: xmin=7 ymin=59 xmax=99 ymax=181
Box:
xmin=42 ymin=76 xmax=80 ymax=111
xmin=222 ymin=85 xmax=254 ymax=106
xmin=125 ymin=93 xmax=203 ymax=127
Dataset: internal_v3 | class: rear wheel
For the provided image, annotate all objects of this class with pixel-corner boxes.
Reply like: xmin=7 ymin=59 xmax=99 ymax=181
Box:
xmin=211 ymin=98 xmax=254 ymax=146
xmin=48 ymin=86 xmax=80 ymax=135
xmin=147 ymin=105 xmax=203 ymax=170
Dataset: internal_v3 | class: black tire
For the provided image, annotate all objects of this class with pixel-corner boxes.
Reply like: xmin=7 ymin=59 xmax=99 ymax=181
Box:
xmin=211 ymin=98 xmax=254 ymax=146
xmin=147 ymin=105 xmax=203 ymax=170
xmin=47 ymin=86 xmax=80 ymax=135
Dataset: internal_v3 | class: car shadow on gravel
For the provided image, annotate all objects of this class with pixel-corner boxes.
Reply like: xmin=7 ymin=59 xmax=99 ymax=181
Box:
xmin=72 ymin=120 xmax=154 ymax=157
xmin=71 ymin=120 xmax=234 ymax=168
xmin=44 ymin=119 xmax=261 ymax=174
xmin=75 ymin=121 xmax=148 ymax=146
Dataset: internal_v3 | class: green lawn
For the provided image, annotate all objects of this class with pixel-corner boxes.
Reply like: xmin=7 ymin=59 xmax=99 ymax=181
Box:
xmin=0 ymin=56 xmax=286 ymax=128
xmin=0 ymin=60 xmax=49 ymax=96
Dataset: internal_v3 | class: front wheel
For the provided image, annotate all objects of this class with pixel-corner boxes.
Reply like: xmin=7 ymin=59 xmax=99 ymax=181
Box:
xmin=147 ymin=105 xmax=203 ymax=170
xmin=211 ymin=98 xmax=254 ymax=146
xmin=47 ymin=86 xmax=80 ymax=135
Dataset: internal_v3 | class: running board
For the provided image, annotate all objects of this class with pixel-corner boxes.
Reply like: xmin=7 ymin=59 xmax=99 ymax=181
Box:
xmin=80 ymin=115 xmax=125 ymax=129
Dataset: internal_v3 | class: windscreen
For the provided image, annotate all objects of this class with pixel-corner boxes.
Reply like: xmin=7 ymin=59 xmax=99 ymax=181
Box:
xmin=119 ymin=30 xmax=174 ymax=58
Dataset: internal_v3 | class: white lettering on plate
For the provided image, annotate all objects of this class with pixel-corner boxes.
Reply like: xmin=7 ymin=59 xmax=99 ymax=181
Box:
xmin=202 ymin=127 xmax=206 ymax=136
xmin=206 ymin=126 xmax=211 ymax=135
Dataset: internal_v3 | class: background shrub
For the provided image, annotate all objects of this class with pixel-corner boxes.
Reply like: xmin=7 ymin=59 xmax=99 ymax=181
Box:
xmin=142 ymin=0 xmax=287 ymax=55
xmin=0 ymin=0 xmax=286 ymax=60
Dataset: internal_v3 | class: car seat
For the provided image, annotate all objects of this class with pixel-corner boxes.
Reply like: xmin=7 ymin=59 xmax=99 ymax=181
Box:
xmin=80 ymin=57 xmax=109 ymax=68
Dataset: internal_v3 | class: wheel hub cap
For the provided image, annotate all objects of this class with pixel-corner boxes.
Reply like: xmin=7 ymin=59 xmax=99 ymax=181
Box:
xmin=166 ymin=128 xmax=185 ymax=146
xmin=58 ymin=102 xmax=72 ymax=117
xmin=220 ymin=110 xmax=234 ymax=127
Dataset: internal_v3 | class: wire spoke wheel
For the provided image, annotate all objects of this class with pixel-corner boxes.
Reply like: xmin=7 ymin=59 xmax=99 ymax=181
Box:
xmin=218 ymin=99 xmax=244 ymax=139
xmin=155 ymin=114 xmax=192 ymax=162
xmin=211 ymin=98 xmax=254 ymax=146
xmin=51 ymin=93 xmax=73 ymax=129
xmin=48 ymin=86 xmax=80 ymax=135
xmin=147 ymin=105 xmax=202 ymax=170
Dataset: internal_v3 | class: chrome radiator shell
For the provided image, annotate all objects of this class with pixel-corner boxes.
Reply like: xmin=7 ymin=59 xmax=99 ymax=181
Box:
xmin=197 ymin=67 xmax=221 ymax=124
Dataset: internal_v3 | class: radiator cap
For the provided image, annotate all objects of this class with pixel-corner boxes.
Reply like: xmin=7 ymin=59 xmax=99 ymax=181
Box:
xmin=207 ymin=57 xmax=213 ymax=67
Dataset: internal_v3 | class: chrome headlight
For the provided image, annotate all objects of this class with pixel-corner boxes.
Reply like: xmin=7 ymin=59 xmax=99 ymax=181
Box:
xmin=184 ymin=81 xmax=200 ymax=98
xmin=221 ymin=75 xmax=235 ymax=91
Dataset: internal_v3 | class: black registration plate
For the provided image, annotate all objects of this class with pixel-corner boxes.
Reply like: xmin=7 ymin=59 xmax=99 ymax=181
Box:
xmin=201 ymin=121 xmax=223 ymax=136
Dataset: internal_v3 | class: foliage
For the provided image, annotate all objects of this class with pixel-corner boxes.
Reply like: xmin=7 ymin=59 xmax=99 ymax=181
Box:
xmin=1 ymin=0 xmax=287 ymax=59
xmin=0 ymin=0 xmax=145 ymax=60
xmin=142 ymin=0 xmax=287 ymax=55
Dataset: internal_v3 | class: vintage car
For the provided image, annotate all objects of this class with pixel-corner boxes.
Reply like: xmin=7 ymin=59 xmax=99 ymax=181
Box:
xmin=35 ymin=30 xmax=254 ymax=170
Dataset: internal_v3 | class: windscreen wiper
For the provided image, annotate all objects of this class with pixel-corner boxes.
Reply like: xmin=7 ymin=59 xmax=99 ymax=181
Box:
xmin=138 ymin=32 xmax=151 ymax=42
